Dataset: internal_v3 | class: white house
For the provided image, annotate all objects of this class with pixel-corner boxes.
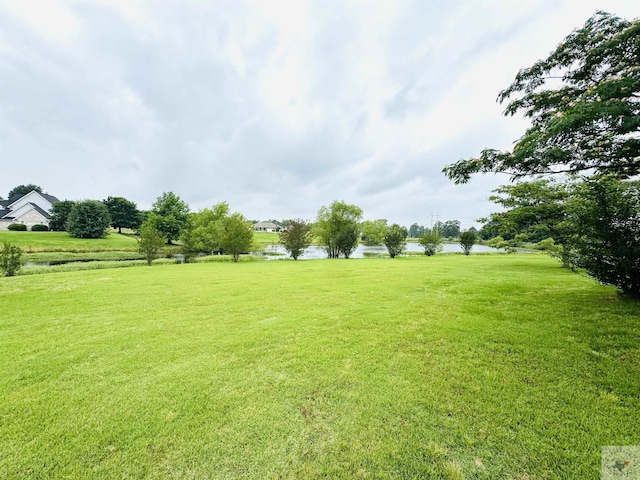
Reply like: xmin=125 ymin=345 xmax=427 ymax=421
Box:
xmin=253 ymin=221 xmax=279 ymax=232
xmin=0 ymin=190 xmax=60 ymax=230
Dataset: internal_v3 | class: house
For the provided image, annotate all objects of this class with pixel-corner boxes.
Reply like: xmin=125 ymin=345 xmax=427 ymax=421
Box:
xmin=253 ymin=221 xmax=279 ymax=232
xmin=0 ymin=190 xmax=60 ymax=230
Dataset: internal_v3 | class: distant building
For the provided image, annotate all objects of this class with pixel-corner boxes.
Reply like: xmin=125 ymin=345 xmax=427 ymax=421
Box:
xmin=253 ymin=221 xmax=278 ymax=232
xmin=0 ymin=190 xmax=60 ymax=230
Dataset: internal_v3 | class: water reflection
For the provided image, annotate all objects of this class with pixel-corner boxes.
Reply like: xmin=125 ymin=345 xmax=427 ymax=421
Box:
xmin=263 ymin=242 xmax=499 ymax=260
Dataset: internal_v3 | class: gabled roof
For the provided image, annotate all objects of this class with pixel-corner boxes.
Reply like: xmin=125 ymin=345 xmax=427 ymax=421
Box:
xmin=0 ymin=208 xmax=12 ymax=218
xmin=254 ymin=221 xmax=278 ymax=228
xmin=6 ymin=190 xmax=59 ymax=209
xmin=29 ymin=202 xmax=52 ymax=219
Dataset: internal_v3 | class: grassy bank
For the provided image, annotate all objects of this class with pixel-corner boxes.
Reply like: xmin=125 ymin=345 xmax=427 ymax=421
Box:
xmin=1 ymin=255 xmax=638 ymax=479
xmin=0 ymin=231 xmax=139 ymax=252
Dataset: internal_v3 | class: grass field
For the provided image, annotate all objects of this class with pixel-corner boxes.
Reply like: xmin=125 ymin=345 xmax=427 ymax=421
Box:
xmin=1 ymin=255 xmax=638 ymax=479
xmin=0 ymin=231 xmax=139 ymax=252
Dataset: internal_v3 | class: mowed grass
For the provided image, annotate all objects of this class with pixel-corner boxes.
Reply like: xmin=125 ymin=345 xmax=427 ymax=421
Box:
xmin=1 ymin=255 xmax=638 ymax=479
xmin=0 ymin=231 xmax=139 ymax=252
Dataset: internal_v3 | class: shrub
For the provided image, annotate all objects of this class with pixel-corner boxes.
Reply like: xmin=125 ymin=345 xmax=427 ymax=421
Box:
xmin=31 ymin=224 xmax=49 ymax=231
xmin=0 ymin=242 xmax=22 ymax=276
xmin=419 ymin=231 xmax=443 ymax=256
xmin=67 ymin=200 xmax=112 ymax=238
xmin=459 ymin=230 xmax=477 ymax=255
xmin=7 ymin=223 xmax=27 ymax=231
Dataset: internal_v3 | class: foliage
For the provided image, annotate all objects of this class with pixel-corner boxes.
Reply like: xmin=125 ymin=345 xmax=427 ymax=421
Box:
xmin=459 ymin=230 xmax=477 ymax=255
xmin=443 ymin=12 xmax=640 ymax=183
xmin=30 ymin=224 xmax=49 ymax=231
xmin=383 ymin=223 xmax=408 ymax=258
xmin=220 ymin=212 xmax=254 ymax=262
xmin=315 ymin=200 xmax=363 ymax=258
xmin=279 ymin=218 xmax=312 ymax=260
xmin=49 ymin=200 xmax=75 ymax=231
xmin=7 ymin=223 xmax=27 ymax=231
xmin=433 ymin=220 xmax=461 ymax=238
xmin=67 ymin=200 xmax=112 ymax=239
xmin=408 ymin=223 xmax=426 ymax=238
xmin=483 ymin=179 xmax=569 ymax=243
xmin=361 ymin=219 xmax=388 ymax=245
xmin=149 ymin=192 xmax=190 ymax=244
xmin=137 ymin=222 xmax=166 ymax=266
xmin=181 ymin=202 xmax=229 ymax=258
xmin=418 ymin=230 xmax=443 ymax=256
xmin=562 ymin=176 xmax=640 ymax=296
xmin=8 ymin=184 xmax=42 ymax=199
xmin=103 ymin=196 xmax=141 ymax=233
xmin=0 ymin=241 xmax=22 ymax=276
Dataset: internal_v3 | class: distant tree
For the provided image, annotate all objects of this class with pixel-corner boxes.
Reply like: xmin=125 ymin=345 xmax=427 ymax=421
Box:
xmin=0 ymin=242 xmax=22 ymax=277
xmin=408 ymin=223 xmax=425 ymax=238
xmin=220 ymin=212 xmax=254 ymax=262
xmin=477 ymin=217 xmax=501 ymax=241
xmin=8 ymin=184 xmax=42 ymax=199
xmin=562 ymin=176 xmax=640 ymax=297
xmin=361 ymin=219 xmax=388 ymax=246
xmin=103 ymin=196 xmax=141 ymax=234
xmin=181 ymin=202 xmax=229 ymax=258
xmin=137 ymin=222 xmax=165 ymax=266
xmin=459 ymin=230 xmax=478 ymax=255
xmin=279 ymin=219 xmax=313 ymax=260
xmin=434 ymin=220 xmax=461 ymax=238
xmin=49 ymin=200 xmax=76 ymax=231
xmin=67 ymin=200 xmax=112 ymax=238
xmin=315 ymin=201 xmax=363 ymax=259
xmin=149 ymin=192 xmax=190 ymax=244
xmin=384 ymin=224 xmax=408 ymax=258
xmin=419 ymin=230 xmax=443 ymax=256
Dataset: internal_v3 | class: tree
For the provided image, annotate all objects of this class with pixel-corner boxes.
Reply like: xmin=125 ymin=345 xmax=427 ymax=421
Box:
xmin=149 ymin=192 xmax=190 ymax=244
xmin=220 ymin=212 xmax=254 ymax=262
xmin=137 ymin=222 xmax=165 ymax=266
xmin=419 ymin=230 xmax=443 ymax=256
xmin=459 ymin=230 xmax=478 ymax=255
xmin=562 ymin=176 xmax=640 ymax=296
xmin=279 ymin=219 xmax=312 ymax=260
xmin=408 ymin=223 xmax=425 ymax=238
xmin=0 ymin=242 xmax=22 ymax=277
xmin=49 ymin=200 xmax=75 ymax=231
xmin=434 ymin=220 xmax=461 ymax=238
xmin=103 ymin=196 xmax=141 ymax=234
xmin=181 ymin=202 xmax=229 ymax=258
xmin=67 ymin=200 xmax=112 ymax=238
xmin=315 ymin=201 xmax=363 ymax=259
xmin=361 ymin=219 xmax=388 ymax=245
xmin=443 ymin=12 xmax=640 ymax=183
xmin=484 ymin=179 xmax=569 ymax=243
xmin=8 ymin=184 xmax=42 ymax=199
xmin=383 ymin=224 xmax=408 ymax=258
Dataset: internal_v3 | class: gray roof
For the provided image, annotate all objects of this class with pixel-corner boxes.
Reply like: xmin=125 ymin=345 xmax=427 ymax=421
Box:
xmin=29 ymin=202 xmax=52 ymax=219
xmin=7 ymin=190 xmax=59 ymax=206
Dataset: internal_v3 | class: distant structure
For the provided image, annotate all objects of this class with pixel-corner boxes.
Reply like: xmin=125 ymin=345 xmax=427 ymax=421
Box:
xmin=253 ymin=221 xmax=279 ymax=232
xmin=0 ymin=190 xmax=59 ymax=230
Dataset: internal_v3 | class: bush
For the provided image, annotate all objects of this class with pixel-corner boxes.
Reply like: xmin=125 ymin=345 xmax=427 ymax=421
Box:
xmin=31 ymin=224 xmax=49 ymax=231
xmin=0 ymin=242 xmax=22 ymax=276
xmin=419 ymin=231 xmax=443 ymax=256
xmin=7 ymin=223 xmax=27 ymax=231
xmin=67 ymin=200 xmax=112 ymax=238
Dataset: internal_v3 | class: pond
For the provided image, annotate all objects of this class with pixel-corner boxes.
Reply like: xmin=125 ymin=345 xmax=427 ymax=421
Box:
xmin=262 ymin=242 xmax=500 ymax=260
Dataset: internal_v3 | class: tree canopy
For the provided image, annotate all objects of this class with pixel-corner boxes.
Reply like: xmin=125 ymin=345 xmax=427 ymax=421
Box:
xmin=181 ymin=202 xmax=229 ymax=257
xmin=67 ymin=200 xmax=112 ymax=239
xmin=383 ymin=224 xmax=408 ymax=258
xmin=103 ymin=196 xmax=141 ymax=234
xmin=220 ymin=213 xmax=254 ymax=262
xmin=48 ymin=200 xmax=75 ymax=231
xmin=8 ymin=184 xmax=42 ymax=199
xmin=443 ymin=12 xmax=640 ymax=183
xmin=279 ymin=219 xmax=313 ymax=260
xmin=315 ymin=201 xmax=363 ymax=259
xmin=149 ymin=192 xmax=190 ymax=244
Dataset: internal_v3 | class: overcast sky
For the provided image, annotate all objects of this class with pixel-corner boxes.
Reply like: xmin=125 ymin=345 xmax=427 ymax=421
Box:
xmin=0 ymin=0 xmax=637 ymax=228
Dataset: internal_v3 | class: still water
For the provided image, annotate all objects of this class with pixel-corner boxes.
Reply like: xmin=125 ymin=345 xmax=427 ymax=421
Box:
xmin=263 ymin=242 xmax=498 ymax=260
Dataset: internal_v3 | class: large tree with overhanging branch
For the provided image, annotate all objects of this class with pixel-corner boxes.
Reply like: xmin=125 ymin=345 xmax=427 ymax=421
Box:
xmin=443 ymin=11 xmax=639 ymax=183
xmin=443 ymin=11 xmax=640 ymax=296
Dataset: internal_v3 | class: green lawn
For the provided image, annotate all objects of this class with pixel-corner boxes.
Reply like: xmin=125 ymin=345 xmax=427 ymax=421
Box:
xmin=1 ymin=255 xmax=638 ymax=479
xmin=0 ymin=230 xmax=139 ymax=252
